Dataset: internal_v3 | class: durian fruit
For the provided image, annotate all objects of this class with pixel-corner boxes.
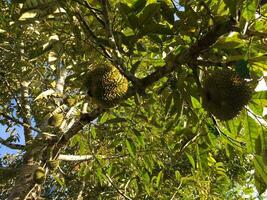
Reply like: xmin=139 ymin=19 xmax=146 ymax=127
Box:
xmin=47 ymin=160 xmax=60 ymax=171
xmin=202 ymin=69 xmax=252 ymax=120
xmin=64 ymin=97 xmax=76 ymax=107
xmin=87 ymin=64 xmax=128 ymax=107
xmin=48 ymin=113 xmax=64 ymax=127
xmin=33 ymin=167 xmax=46 ymax=184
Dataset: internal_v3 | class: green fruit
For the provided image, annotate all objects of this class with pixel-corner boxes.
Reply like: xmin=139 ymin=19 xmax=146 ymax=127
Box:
xmin=47 ymin=160 xmax=60 ymax=170
xmin=48 ymin=113 xmax=64 ymax=127
xmin=33 ymin=167 xmax=46 ymax=184
xmin=202 ymin=70 xmax=252 ymax=120
xmin=64 ymin=97 xmax=76 ymax=107
xmin=87 ymin=65 xmax=128 ymax=107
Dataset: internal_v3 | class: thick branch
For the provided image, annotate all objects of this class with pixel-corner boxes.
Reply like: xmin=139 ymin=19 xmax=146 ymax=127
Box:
xmin=51 ymin=107 xmax=106 ymax=158
xmin=140 ymin=19 xmax=236 ymax=88
xmin=20 ymin=81 xmax=32 ymax=145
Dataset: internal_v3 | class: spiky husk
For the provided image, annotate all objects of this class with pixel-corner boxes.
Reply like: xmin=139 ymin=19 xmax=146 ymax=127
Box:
xmin=33 ymin=167 xmax=46 ymax=184
xmin=202 ymin=70 xmax=252 ymax=120
xmin=64 ymin=97 xmax=76 ymax=107
xmin=47 ymin=160 xmax=60 ymax=171
xmin=87 ymin=65 xmax=128 ymax=107
xmin=48 ymin=113 xmax=63 ymax=127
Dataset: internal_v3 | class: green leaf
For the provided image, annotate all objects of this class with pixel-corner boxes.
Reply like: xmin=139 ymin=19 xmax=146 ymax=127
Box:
xmin=118 ymin=2 xmax=132 ymax=16
xmin=253 ymin=91 xmax=267 ymax=100
xmin=235 ymin=60 xmax=250 ymax=79
xmin=255 ymin=172 xmax=267 ymax=195
xmin=99 ymin=113 xmax=109 ymax=124
xmin=155 ymin=170 xmax=163 ymax=187
xmin=213 ymin=32 xmax=245 ymax=49
xmin=53 ymin=175 xmax=65 ymax=187
xmin=96 ymin=168 xmax=105 ymax=185
xmin=23 ymin=0 xmax=54 ymax=10
xmin=128 ymin=14 xmax=140 ymax=29
xmin=132 ymin=0 xmax=147 ymax=13
xmin=132 ymin=128 xmax=145 ymax=147
xmin=186 ymin=152 xmax=195 ymax=169
xmin=223 ymin=0 xmax=238 ymax=17
xmin=69 ymin=135 xmax=80 ymax=148
xmin=139 ymin=3 xmax=160 ymax=25
xmin=19 ymin=10 xmax=39 ymax=20
xmin=244 ymin=115 xmax=262 ymax=153
xmin=254 ymin=155 xmax=267 ymax=184
xmin=126 ymin=138 xmax=136 ymax=158
xmin=141 ymin=171 xmax=150 ymax=185
xmin=170 ymin=91 xmax=182 ymax=116
xmin=104 ymin=117 xmax=127 ymax=124
xmin=160 ymin=1 xmax=175 ymax=24
xmin=164 ymin=93 xmax=173 ymax=115
xmin=118 ymin=3 xmax=139 ymax=29
xmin=142 ymin=22 xmax=172 ymax=35
xmin=255 ymin=134 xmax=262 ymax=155
xmin=175 ymin=171 xmax=181 ymax=181
xmin=191 ymin=96 xmax=201 ymax=109
xmin=242 ymin=0 xmax=258 ymax=21
xmin=249 ymin=100 xmax=266 ymax=115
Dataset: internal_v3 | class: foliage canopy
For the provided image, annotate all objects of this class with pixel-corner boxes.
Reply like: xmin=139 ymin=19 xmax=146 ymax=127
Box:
xmin=0 ymin=0 xmax=267 ymax=199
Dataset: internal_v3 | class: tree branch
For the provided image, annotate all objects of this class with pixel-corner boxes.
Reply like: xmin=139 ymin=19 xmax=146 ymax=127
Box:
xmin=58 ymin=153 xmax=130 ymax=161
xmin=9 ymin=18 xmax=236 ymax=200
xmin=123 ymin=19 xmax=236 ymax=97
xmin=51 ymin=107 xmax=106 ymax=158
xmin=0 ymin=112 xmax=41 ymax=133
xmin=20 ymin=81 xmax=32 ymax=145
xmin=0 ymin=137 xmax=25 ymax=150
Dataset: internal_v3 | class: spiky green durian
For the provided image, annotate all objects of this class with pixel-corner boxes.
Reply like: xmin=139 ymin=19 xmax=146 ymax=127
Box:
xmin=48 ymin=113 xmax=64 ymax=127
xmin=33 ymin=167 xmax=46 ymax=184
xmin=87 ymin=65 xmax=128 ymax=107
xmin=202 ymin=70 xmax=252 ymax=120
xmin=47 ymin=160 xmax=60 ymax=171
xmin=64 ymin=97 xmax=76 ymax=107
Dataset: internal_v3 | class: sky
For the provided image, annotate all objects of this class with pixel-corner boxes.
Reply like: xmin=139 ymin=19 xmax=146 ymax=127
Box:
xmin=0 ymin=124 xmax=25 ymax=157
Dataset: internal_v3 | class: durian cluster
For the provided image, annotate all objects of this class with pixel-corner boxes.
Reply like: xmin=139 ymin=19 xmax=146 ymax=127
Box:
xmin=202 ymin=70 xmax=252 ymax=120
xmin=87 ymin=65 xmax=128 ymax=107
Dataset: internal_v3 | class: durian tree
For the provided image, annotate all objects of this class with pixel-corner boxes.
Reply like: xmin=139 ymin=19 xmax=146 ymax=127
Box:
xmin=0 ymin=0 xmax=267 ymax=199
